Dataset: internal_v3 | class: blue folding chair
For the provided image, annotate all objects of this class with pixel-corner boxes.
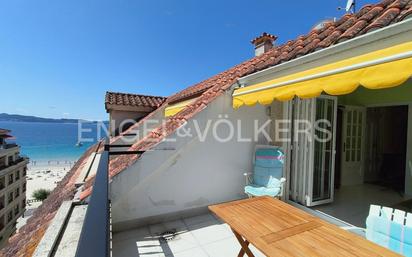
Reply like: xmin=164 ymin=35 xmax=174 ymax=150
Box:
xmin=243 ymin=145 xmax=286 ymax=198
xmin=366 ymin=205 xmax=412 ymax=257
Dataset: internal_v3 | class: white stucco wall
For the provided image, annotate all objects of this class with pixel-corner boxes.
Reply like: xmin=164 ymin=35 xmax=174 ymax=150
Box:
xmin=110 ymin=92 xmax=269 ymax=228
xmin=110 ymin=110 xmax=147 ymax=136
xmin=111 ymin=106 xmax=166 ymax=145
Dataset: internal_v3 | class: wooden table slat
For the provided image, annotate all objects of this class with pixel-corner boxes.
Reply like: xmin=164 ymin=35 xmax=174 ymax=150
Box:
xmin=209 ymin=196 xmax=401 ymax=257
xmin=261 ymin=221 xmax=322 ymax=244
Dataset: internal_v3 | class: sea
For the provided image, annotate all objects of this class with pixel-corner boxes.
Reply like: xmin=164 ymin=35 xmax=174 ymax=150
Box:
xmin=0 ymin=121 xmax=107 ymax=164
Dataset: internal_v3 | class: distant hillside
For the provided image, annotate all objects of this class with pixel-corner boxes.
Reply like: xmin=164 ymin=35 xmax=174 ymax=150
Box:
xmin=0 ymin=113 xmax=96 ymax=123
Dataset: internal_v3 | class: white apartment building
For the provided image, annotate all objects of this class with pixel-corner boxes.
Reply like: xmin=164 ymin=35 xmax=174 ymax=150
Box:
xmin=0 ymin=128 xmax=28 ymax=248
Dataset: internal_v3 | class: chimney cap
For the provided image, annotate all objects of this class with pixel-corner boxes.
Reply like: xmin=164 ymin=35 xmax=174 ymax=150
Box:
xmin=251 ymin=32 xmax=278 ymax=46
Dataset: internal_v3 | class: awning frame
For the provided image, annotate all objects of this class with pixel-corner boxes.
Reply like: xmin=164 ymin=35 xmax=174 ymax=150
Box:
xmin=233 ymin=50 xmax=412 ymax=97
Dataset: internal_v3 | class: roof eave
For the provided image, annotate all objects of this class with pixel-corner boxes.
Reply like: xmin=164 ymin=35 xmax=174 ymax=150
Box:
xmin=105 ymin=104 xmax=157 ymax=113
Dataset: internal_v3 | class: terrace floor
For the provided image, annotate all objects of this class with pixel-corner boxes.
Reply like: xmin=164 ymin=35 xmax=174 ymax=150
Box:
xmin=112 ymin=212 xmax=265 ymax=257
xmin=314 ymin=183 xmax=408 ymax=227
xmin=113 ymin=185 xmax=406 ymax=257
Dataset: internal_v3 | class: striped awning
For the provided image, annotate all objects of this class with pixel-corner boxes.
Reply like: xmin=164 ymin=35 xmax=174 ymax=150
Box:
xmin=164 ymin=98 xmax=197 ymax=117
xmin=233 ymin=42 xmax=412 ymax=108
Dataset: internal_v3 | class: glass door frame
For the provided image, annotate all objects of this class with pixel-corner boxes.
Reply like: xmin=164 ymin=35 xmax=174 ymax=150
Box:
xmin=306 ymin=95 xmax=338 ymax=206
xmin=341 ymin=105 xmax=366 ymax=186
xmin=286 ymin=95 xmax=337 ymax=207
xmin=287 ymin=97 xmax=315 ymax=205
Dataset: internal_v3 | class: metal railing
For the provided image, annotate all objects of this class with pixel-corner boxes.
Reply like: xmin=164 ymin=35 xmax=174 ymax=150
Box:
xmin=0 ymin=157 xmax=28 ymax=171
xmin=75 ymin=138 xmax=145 ymax=257
xmin=75 ymin=139 xmax=110 ymax=257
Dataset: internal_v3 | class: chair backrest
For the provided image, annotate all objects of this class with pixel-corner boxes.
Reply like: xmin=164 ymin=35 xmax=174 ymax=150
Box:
xmin=252 ymin=145 xmax=284 ymax=188
xmin=366 ymin=205 xmax=412 ymax=257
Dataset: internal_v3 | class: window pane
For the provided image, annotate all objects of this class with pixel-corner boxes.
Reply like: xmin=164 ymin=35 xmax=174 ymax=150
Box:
xmin=353 ymin=111 xmax=358 ymax=125
xmin=351 ymin=144 xmax=356 ymax=161
xmin=352 ymin=136 xmax=356 ymax=150
xmin=352 ymin=124 xmax=357 ymax=142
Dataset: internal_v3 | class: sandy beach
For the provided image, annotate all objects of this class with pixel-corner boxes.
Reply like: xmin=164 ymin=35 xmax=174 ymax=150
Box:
xmin=26 ymin=160 xmax=76 ymax=200
xmin=17 ymin=160 xmax=77 ymax=230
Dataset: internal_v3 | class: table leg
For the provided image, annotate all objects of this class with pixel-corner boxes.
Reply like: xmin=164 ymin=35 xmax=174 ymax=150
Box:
xmin=231 ymin=228 xmax=255 ymax=257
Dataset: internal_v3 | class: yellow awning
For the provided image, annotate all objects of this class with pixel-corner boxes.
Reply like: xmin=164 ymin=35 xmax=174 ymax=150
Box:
xmin=164 ymin=98 xmax=197 ymax=117
xmin=233 ymin=42 xmax=412 ymax=109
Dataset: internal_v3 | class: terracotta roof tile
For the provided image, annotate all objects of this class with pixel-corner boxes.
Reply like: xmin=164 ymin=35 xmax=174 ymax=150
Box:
xmin=334 ymin=13 xmax=353 ymax=27
xmin=356 ymin=4 xmax=375 ymax=17
xmin=364 ymin=7 xmax=401 ymax=32
xmin=338 ymin=20 xmax=369 ymax=41
xmin=336 ymin=16 xmax=359 ymax=32
xmin=317 ymin=30 xmax=343 ymax=49
xmin=377 ymin=0 xmax=397 ymax=7
xmin=317 ymin=25 xmax=336 ymax=40
xmin=296 ymin=38 xmax=322 ymax=57
xmin=388 ymin=0 xmax=409 ymax=8
xmin=397 ymin=2 xmax=412 ymax=20
xmin=105 ymin=91 xmax=166 ymax=109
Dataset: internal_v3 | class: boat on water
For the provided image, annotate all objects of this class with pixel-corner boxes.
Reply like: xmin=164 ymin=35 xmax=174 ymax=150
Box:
xmin=75 ymin=141 xmax=83 ymax=147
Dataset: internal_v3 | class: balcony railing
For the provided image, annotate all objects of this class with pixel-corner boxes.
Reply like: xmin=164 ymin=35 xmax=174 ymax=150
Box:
xmin=75 ymin=138 xmax=145 ymax=257
xmin=0 ymin=144 xmax=17 ymax=150
xmin=10 ymin=157 xmax=26 ymax=165
xmin=0 ymin=157 xmax=28 ymax=172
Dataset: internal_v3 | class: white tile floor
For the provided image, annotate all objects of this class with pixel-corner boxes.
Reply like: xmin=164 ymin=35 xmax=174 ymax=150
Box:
xmin=112 ymin=184 xmax=410 ymax=257
xmin=112 ymin=213 xmax=266 ymax=257
xmin=314 ymin=183 xmax=408 ymax=227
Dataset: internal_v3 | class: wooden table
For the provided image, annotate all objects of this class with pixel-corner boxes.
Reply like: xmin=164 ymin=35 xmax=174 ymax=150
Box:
xmin=209 ymin=196 xmax=400 ymax=257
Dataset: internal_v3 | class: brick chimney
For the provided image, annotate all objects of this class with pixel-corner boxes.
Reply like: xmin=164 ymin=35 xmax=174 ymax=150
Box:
xmin=251 ymin=32 xmax=277 ymax=56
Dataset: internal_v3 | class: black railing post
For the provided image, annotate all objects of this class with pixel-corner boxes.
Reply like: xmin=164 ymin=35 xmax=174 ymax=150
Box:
xmin=75 ymin=139 xmax=110 ymax=257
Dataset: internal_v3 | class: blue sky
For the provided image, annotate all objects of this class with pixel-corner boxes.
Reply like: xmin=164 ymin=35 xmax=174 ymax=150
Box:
xmin=0 ymin=0 xmax=379 ymax=120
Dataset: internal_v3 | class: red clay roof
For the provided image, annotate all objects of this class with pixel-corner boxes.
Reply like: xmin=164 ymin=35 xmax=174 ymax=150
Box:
xmin=167 ymin=0 xmax=412 ymax=104
xmin=105 ymin=91 xmax=166 ymax=109
xmin=77 ymin=0 xmax=412 ymax=201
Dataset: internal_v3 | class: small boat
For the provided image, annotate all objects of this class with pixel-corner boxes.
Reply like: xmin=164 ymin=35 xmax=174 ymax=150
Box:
xmin=75 ymin=141 xmax=83 ymax=147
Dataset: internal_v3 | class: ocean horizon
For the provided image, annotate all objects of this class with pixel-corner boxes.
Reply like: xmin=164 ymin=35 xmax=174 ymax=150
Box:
xmin=0 ymin=121 xmax=104 ymax=164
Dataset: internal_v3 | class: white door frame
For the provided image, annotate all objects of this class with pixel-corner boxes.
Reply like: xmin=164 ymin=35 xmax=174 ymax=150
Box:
xmin=286 ymin=95 xmax=337 ymax=206
xmin=306 ymin=95 xmax=338 ymax=206
xmin=340 ymin=105 xmax=367 ymax=186
xmin=286 ymin=98 xmax=315 ymax=204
